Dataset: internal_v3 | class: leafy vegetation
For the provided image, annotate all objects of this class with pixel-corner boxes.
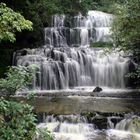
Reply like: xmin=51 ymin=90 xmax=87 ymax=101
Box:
xmin=112 ymin=0 xmax=140 ymax=55
xmin=0 ymin=3 xmax=32 ymax=42
xmin=0 ymin=66 xmax=36 ymax=98
xmin=36 ymin=128 xmax=54 ymax=140
xmin=112 ymin=0 xmax=140 ymax=87
xmin=0 ymin=98 xmax=36 ymax=140
xmin=0 ymin=66 xmax=53 ymax=140
xmin=0 ymin=2 xmax=33 ymax=77
xmin=94 ymin=0 xmax=124 ymax=13
xmin=0 ymin=66 xmax=34 ymax=140
xmin=0 ymin=66 xmax=35 ymax=140
xmin=0 ymin=10 xmax=37 ymax=140
xmin=126 ymin=65 xmax=140 ymax=87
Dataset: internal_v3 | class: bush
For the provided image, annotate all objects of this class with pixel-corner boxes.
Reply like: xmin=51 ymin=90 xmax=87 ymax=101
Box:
xmin=0 ymin=66 xmax=36 ymax=98
xmin=0 ymin=66 xmax=53 ymax=140
xmin=0 ymin=98 xmax=36 ymax=140
xmin=35 ymin=128 xmax=54 ymax=140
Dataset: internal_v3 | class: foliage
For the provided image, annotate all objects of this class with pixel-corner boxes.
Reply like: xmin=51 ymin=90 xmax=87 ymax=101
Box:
xmin=26 ymin=91 xmax=36 ymax=100
xmin=0 ymin=65 xmax=37 ymax=98
xmin=0 ymin=98 xmax=36 ymax=140
xmin=95 ymin=0 xmax=124 ymax=13
xmin=126 ymin=66 xmax=140 ymax=79
xmin=35 ymin=128 xmax=54 ymax=140
xmin=126 ymin=65 xmax=140 ymax=86
xmin=0 ymin=3 xmax=32 ymax=42
xmin=112 ymin=0 xmax=140 ymax=57
xmin=0 ymin=3 xmax=53 ymax=138
xmin=0 ymin=66 xmax=53 ymax=140
xmin=112 ymin=0 xmax=140 ymax=87
xmin=91 ymin=42 xmax=113 ymax=48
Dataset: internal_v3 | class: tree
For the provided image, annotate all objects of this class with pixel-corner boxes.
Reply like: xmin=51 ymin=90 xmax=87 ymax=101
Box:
xmin=0 ymin=3 xmax=32 ymax=42
xmin=112 ymin=0 xmax=140 ymax=87
xmin=112 ymin=0 xmax=140 ymax=59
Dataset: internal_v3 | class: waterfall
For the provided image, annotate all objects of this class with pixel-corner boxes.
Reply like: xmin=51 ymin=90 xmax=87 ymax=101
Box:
xmin=44 ymin=11 xmax=113 ymax=48
xmin=14 ymin=11 xmax=130 ymax=90
xmin=115 ymin=115 xmax=140 ymax=133
xmin=15 ymin=48 xmax=129 ymax=90
xmin=37 ymin=115 xmax=94 ymax=140
xmin=36 ymin=114 xmax=140 ymax=140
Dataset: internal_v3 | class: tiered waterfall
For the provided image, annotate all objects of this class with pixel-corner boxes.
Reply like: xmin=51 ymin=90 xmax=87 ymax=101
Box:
xmin=14 ymin=11 xmax=130 ymax=90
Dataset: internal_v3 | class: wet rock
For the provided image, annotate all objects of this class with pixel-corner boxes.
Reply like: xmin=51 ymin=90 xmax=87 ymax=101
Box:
xmin=93 ymin=87 xmax=102 ymax=92
xmin=92 ymin=117 xmax=108 ymax=129
xmin=20 ymin=49 xmax=28 ymax=56
xmin=127 ymin=60 xmax=136 ymax=72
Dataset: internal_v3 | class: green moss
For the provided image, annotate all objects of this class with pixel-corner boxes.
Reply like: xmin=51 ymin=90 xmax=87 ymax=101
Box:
xmin=91 ymin=42 xmax=113 ymax=48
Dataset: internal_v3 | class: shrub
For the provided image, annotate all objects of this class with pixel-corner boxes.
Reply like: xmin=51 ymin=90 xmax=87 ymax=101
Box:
xmin=0 ymin=98 xmax=36 ymax=140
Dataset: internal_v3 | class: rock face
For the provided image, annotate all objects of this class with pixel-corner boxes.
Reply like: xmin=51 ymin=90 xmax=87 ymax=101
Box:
xmin=93 ymin=87 xmax=102 ymax=92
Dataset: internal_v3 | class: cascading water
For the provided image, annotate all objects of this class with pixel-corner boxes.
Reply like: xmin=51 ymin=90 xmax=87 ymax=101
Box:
xmin=45 ymin=11 xmax=113 ymax=48
xmin=36 ymin=114 xmax=140 ymax=140
xmin=16 ymin=48 xmax=129 ymax=90
xmin=14 ymin=11 xmax=130 ymax=90
xmin=37 ymin=115 xmax=95 ymax=140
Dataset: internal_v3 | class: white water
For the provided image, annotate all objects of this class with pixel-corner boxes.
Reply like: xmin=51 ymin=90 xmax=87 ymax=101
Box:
xmin=15 ymin=48 xmax=129 ymax=90
xmin=44 ymin=11 xmax=113 ymax=48
xmin=13 ymin=11 xmax=130 ymax=90
xmin=36 ymin=115 xmax=140 ymax=140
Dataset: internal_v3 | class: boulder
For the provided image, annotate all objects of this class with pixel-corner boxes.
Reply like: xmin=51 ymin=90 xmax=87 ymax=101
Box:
xmin=93 ymin=87 xmax=102 ymax=92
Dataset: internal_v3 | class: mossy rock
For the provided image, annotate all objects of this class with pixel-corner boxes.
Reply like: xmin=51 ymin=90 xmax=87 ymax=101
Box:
xmin=91 ymin=42 xmax=113 ymax=48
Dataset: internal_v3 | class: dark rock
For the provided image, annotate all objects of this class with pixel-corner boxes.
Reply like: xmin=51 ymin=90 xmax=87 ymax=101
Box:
xmin=20 ymin=49 xmax=28 ymax=56
xmin=92 ymin=117 xmax=108 ymax=129
xmin=16 ymin=49 xmax=28 ymax=56
xmin=93 ymin=87 xmax=102 ymax=92
xmin=126 ymin=60 xmax=137 ymax=88
xmin=127 ymin=60 xmax=136 ymax=72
